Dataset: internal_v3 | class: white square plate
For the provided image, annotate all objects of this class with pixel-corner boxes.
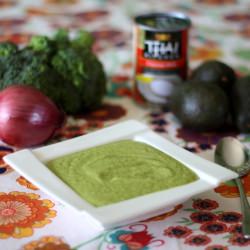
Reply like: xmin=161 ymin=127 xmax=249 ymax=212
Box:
xmin=4 ymin=120 xmax=237 ymax=229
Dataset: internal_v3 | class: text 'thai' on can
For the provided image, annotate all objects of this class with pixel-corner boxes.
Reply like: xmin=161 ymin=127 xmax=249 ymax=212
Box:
xmin=133 ymin=12 xmax=191 ymax=109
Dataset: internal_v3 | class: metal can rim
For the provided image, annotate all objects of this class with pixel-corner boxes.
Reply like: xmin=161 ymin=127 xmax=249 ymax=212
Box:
xmin=134 ymin=12 xmax=191 ymax=32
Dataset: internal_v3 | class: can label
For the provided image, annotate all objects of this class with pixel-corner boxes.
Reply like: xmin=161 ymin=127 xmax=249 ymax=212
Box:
xmin=133 ymin=13 xmax=190 ymax=106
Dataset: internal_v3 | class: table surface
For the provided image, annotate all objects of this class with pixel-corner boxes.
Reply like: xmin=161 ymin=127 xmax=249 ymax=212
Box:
xmin=1 ymin=0 xmax=250 ymax=249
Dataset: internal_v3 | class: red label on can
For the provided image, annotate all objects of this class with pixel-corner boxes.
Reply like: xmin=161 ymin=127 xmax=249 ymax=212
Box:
xmin=133 ymin=15 xmax=190 ymax=106
xmin=135 ymin=29 xmax=188 ymax=79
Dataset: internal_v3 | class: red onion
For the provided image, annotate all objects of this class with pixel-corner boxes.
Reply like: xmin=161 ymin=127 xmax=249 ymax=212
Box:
xmin=0 ymin=85 xmax=64 ymax=148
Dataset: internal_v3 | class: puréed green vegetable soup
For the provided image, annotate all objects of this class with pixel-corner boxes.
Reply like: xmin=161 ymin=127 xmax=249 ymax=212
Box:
xmin=47 ymin=140 xmax=198 ymax=207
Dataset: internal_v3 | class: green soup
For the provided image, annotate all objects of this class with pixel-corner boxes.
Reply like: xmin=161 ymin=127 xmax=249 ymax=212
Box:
xmin=47 ymin=140 xmax=198 ymax=207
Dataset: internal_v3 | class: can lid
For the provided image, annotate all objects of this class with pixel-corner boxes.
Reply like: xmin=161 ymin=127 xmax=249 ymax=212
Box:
xmin=135 ymin=12 xmax=191 ymax=32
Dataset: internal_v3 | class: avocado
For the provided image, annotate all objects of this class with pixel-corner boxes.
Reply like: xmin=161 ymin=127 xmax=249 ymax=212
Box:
xmin=170 ymin=82 xmax=229 ymax=131
xmin=190 ymin=60 xmax=236 ymax=94
xmin=231 ymin=75 xmax=250 ymax=132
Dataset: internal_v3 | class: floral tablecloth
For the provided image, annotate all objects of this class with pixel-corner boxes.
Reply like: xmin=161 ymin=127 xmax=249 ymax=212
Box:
xmin=1 ymin=0 xmax=250 ymax=249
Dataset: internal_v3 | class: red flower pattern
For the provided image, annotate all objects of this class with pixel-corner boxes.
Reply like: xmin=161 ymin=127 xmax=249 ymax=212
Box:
xmin=76 ymin=103 xmax=126 ymax=121
xmin=200 ymin=222 xmax=228 ymax=234
xmin=73 ymin=11 xmax=109 ymax=22
xmin=224 ymin=13 xmax=250 ymax=22
xmin=171 ymin=198 xmax=246 ymax=247
xmin=228 ymin=224 xmax=242 ymax=235
xmin=229 ymin=234 xmax=250 ymax=246
xmin=205 ymin=245 xmax=229 ymax=250
xmin=118 ymin=230 xmax=153 ymax=249
xmin=197 ymin=0 xmax=236 ymax=4
xmin=190 ymin=211 xmax=217 ymax=223
xmin=164 ymin=226 xmax=192 ymax=238
xmin=192 ymin=199 xmax=219 ymax=211
xmin=185 ymin=234 xmax=211 ymax=246
xmin=217 ymin=212 xmax=242 ymax=224
xmin=54 ymin=122 xmax=88 ymax=140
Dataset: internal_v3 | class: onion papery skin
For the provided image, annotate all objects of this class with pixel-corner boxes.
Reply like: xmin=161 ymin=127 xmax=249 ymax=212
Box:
xmin=0 ymin=85 xmax=64 ymax=148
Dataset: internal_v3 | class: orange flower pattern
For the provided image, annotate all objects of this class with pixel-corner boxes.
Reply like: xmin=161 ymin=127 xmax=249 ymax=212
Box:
xmin=214 ymin=174 xmax=250 ymax=198
xmin=0 ymin=33 xmax=33 ymax=44
xmin=0 ymin=192 xmax=56 ymax=239
xmin=0 ymin=1 xmax=16 ymax=8
xmin=16 ymin=176 xmax=39 ymax=190
xmin=191 ymin=46 xmax=223 ymax=61
xmin=22 ymin=235 xmax=70 ymax=250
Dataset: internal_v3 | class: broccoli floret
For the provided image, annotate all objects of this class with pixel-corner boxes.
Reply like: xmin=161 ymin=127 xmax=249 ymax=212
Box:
xmin=53 ymin=29 xmax=70 ymax=49
xmin=0 ymin=42 xmax=17 ymax=57
xmin=71 ymin=30 xmax=94 ymax=50
xmin=0 ymin=29 xmax=107 ymax=114
xmin=80 ymin=55 xmax=106 ymax=109
xmin=28 ymin=35 xmax=54 ymax=54
xmin=52 ymin=47 xmax=106 ymax=109
xmin=54 ymin=29 xmax=69 ymax=41
xmin=52 ymin=48 xmax=87 ymax=88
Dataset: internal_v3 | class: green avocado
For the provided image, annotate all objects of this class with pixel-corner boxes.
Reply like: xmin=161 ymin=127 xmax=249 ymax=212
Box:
xmin=231 ymin=75 xmax=250 ymax=132
xmin=170 ymin=82 xmax=229 ymax=131
xmin=190 ymin=60 xmax=236 ymax=94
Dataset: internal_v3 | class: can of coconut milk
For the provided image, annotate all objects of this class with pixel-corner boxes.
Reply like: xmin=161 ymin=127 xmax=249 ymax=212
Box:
xmin=133 ymin=12 xmax=191 ymax=107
